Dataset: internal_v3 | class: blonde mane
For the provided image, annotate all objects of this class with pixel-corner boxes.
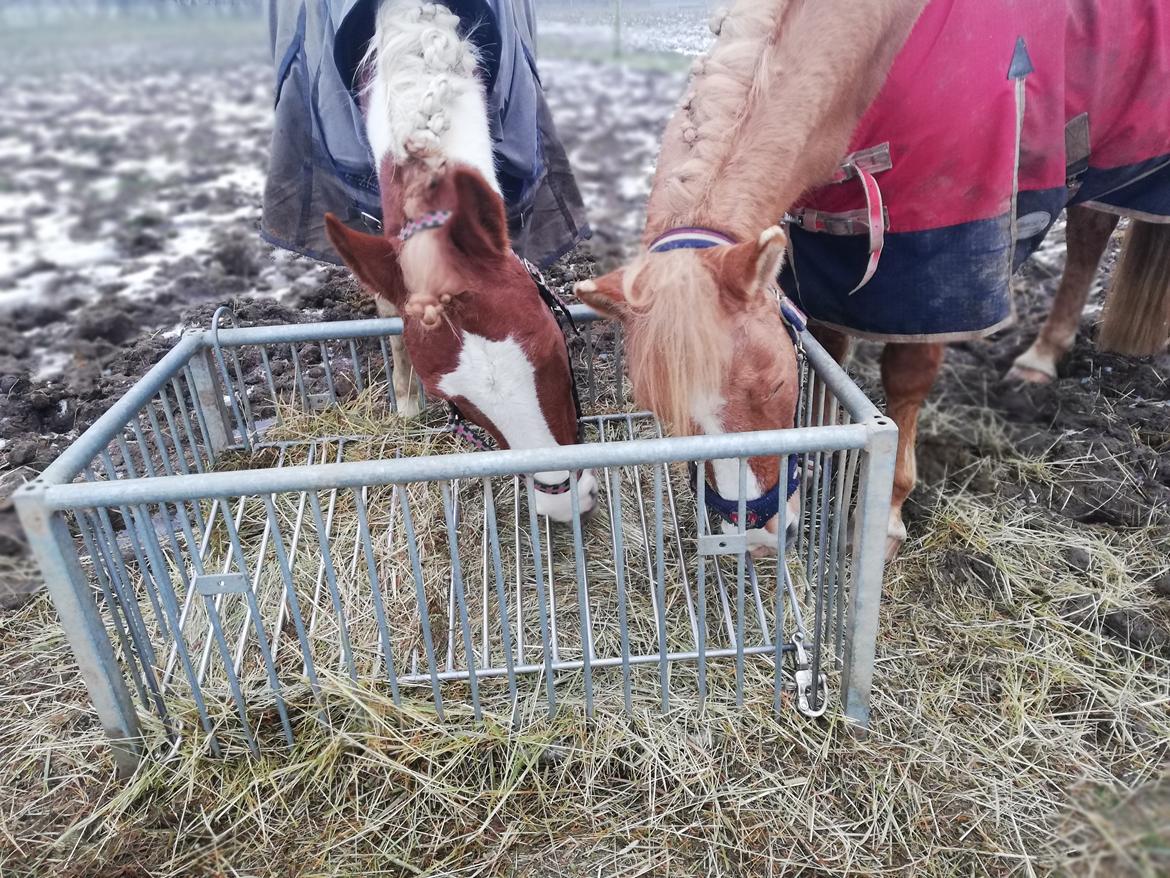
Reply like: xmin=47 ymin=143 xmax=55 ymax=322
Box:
xmin=646 ymin=0 xmax=926 ymax=238
xmin=650 ymin=0 xmax=792 ymax=232
xmin=623 ymin=253 xmax=732 ymax=435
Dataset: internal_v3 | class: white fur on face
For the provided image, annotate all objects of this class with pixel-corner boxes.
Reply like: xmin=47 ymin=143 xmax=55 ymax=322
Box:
xmin=365 ymin=0 xmax=498 ymax=192
xmin=438 ymin=333 xmax=597 ymax=521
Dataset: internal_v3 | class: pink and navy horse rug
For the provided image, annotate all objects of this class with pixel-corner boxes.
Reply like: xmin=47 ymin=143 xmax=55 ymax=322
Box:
xmin=780 ymin=0 xmax=1170 ymax=341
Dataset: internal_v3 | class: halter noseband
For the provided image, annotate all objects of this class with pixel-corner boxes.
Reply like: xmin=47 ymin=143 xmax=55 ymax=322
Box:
xmin=398 ymin=210 xmax=452 ymax=242
xmin=648 ymin=226 xmax=806 ymax=531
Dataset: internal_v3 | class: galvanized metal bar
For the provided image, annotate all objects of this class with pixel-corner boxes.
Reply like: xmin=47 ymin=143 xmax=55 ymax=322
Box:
xmin=76 ymin=511 xmax=147 ymax=708
xmin=307 ymin=490 xmax=357 ymax=681
xmin=230 ymin=446 xmax=289 ymax=673
xmin=695 ymin=469 xmax=708 ymax=707
xmin=482 ymin=480 xmax=519 ymax=711
xmin=605 ymin=466 xmax=633 ymax=713
xmin=189 ymin=347 xmax=237 ymax=457
xmin=835 ymin=448 xmax=861 ymax=659
xmin=841 ymin=417 xmax=898 ymax=728
xmin=746 ymin=560 xmax=771 ymax=648
xmin=543 ymin=517 xmax=558 ymax=661
xmin=524 ymin=476 xmax=557 ymax=716
xmin=252 ymin=347 xmax=279 ymax=427
xmin=396 ymin=644 xmax=794 ymax=685
xmin=734 ymin=459 xmax=748 ymax=707
xmin=396 ymin=487 xmax=442 ymax=715
xmin=582 ymin=322 xmax=596 ymax=408
xmin=440 ymin=483 xmax=481 ymax=720
xmin=86 ymin=503 xmax=167 ymax=719
xmin=134 ymin=503 xmax=221 ymax=753
xmin=96 ymin=454 xmax=171 ymax=642
xmin=614 ymin=325 xmax=625 ymax=406
xmin=809 ymin=450 xmax=834 ymax=713
xmin=355 ymin=488 xmax=401 ymax=705
xmin=568 ymin=472 xmax=593 ymax=716
xmin=512 ymin=477 xmax=524 ymax=666
xmin=825 ymin=445 xmax=851 ymax=663
xmin=654 ymin=464 xmax=668 ymax=711
xmin=199 ymin=591 xmax=261 ymax=757
xmin=652 ymin=422 xmax=698 ymax=647
xmin=262 ymin=497 xmax=323 ymax=706
xmin=13 ymin=492 xmax=141 ymax=775
xmin=319 ymin=341 xmax=339 ymax=406
xmin=178 ymin=369 xmax=216 ymax=473
xmin=168 ymin=376 xmax=207 ymax=476
xmin=36 ymin=333 xmax=202 ymax=486
xmin=130 ymin=417 xmax=158 ymax=479
xmin=774 ymin=454 xmax=790 ymax=715
xmin=200 ymin=307 xmax=597 ymax=349
xmin=161 ymin=497 xmax=212 ymax=691
xmin=378 ymin=337 xmax=398 ymax=411
xmin=218 ymin=502 xmax=294 ymax=746
xmin=347 ymin=340 xmax=364 ymax=395
xmin=44 ymin=425 xmax=871 ymax=510
xmin=289 ymin=344 xmax=310 ymax=413
xmin=268 ymin=468 xmax=312 ymax=667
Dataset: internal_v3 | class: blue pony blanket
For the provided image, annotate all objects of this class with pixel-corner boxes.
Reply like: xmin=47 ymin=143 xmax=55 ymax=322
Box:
xmin=262 ymin=0 xmax=590 ymax=268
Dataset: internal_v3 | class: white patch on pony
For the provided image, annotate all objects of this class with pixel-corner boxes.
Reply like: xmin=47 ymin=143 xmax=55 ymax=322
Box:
xmin=691 ymin=393 xmax=778 ymax=552
xmin=364 ymin=0 xmax=498 ymax=192
xmin=438 ymin=333 xmax=596 ymax=522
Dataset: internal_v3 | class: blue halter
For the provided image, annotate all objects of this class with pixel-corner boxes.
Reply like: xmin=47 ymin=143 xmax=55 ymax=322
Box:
xmin=648 ymin=226 xmax=806 ymax=531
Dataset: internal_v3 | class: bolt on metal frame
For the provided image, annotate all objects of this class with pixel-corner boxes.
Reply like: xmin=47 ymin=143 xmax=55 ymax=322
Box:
xmin=15 ymin=306 xmax=897 ymax=774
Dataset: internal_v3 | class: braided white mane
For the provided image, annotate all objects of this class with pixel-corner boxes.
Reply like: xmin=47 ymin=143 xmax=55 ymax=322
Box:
xmin=361 ymin=0 xmax=499 ymax=192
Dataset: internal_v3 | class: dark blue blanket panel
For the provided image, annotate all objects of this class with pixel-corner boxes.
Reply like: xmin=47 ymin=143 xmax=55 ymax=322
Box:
xmin=782 ymin=214 xmax=1014 ymax=338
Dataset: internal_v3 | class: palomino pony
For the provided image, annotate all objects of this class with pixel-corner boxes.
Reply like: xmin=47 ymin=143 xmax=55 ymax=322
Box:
xmin=324 ymin=0 xmax=598 ymax=521
xmin=578 ymin=0 xmax=1170 ymax=558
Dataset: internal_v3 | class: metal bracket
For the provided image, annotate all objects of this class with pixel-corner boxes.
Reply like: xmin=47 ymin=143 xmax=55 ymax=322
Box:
xmin=195 ymin=573 xmax=249 ymax=596
xmin=697 ymin=533 xmax=748 ymax=555
xmin=792 ymin=633 xmax=829 ymax=718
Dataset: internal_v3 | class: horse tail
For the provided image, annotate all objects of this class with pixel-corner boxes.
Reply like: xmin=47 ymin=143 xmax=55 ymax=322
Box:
xmin=1098 ymin=219 xmax=1170 ymax=356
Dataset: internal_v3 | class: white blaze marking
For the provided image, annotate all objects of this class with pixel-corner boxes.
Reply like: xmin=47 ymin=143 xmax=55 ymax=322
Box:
xmin=437 ymin=333 xmax=566 ymax=480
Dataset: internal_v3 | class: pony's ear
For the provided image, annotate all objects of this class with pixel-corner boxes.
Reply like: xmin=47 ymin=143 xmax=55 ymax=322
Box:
xmin=447 ymin=167 xmax=509 ymax=260
xmin=574 ymin=270 xmax=628 ymax=318
xmin=714 ymin=226 xmax=788 ymax=303
xmin=325 ymin=213 xmax=407 ymax=308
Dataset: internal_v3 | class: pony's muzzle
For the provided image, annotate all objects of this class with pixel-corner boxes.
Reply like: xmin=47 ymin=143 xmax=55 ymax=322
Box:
xmin=532 ymin=468 xmax=599 ymax=523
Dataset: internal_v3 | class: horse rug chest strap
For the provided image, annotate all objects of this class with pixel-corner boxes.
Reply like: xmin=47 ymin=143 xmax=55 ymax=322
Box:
xmin=785 ymin=154 xmax=887 ymax=295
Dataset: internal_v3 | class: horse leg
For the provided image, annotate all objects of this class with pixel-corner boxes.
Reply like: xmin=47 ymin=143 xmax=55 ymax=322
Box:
xmin=810 ymin=324 xmax=853 ymax=365
xmin=376 ymin=297 xmax=423 ymax=417
xmin=1006 ymin=205 xmax=1118 ymax=383
xmin=881 ymin=341 xmax=944 ymax=559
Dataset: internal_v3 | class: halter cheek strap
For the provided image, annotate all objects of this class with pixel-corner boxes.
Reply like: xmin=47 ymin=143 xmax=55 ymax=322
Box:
xmin=649 ymin=226 xmax=807 ymax=531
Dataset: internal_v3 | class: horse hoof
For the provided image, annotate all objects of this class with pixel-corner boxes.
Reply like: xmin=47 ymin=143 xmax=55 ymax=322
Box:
xmin=396 ymin=396 xmax=422 ymax=418
xmin=1005 ymin=363 xmax=1054 ymax=385
xmin=885 ymin=534 xmax=904 ymax=562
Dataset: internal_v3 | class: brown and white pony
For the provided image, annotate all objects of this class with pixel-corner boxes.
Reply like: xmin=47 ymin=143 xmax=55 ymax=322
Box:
xmin=577 ymin=0 xmax=1170 ymax=558
xmin=324 ymin=0 xmax=597 ymax=521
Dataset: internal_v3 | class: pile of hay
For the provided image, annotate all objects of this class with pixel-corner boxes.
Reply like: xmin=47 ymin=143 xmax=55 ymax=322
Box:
xmin=1 ymin=385 xmax=1167 ymax=877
